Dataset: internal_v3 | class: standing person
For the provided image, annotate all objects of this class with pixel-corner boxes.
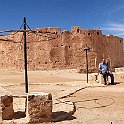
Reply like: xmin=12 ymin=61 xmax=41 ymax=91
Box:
xmin=98 ymin=59 xmax=114 ymax=85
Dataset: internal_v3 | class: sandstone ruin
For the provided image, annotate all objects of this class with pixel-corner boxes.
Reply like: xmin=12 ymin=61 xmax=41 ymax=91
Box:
xmin=0 ymin=26 xmax=124 ymax=71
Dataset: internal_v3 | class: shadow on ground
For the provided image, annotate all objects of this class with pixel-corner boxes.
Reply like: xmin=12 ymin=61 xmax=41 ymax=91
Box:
xmin=52 ymin=111 xmax=76 ymax=122
xmin=115 ymin=82 xmax=123 ymax=85
xmin=12 ymin=111 xmax=76 ymax=122
xmin=13 ymin=111 xmax=26 ymax=119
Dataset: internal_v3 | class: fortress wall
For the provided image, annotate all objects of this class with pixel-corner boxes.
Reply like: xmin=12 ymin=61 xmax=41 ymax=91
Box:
xmin=66 ymin=26 xmax=124 ymax=71
xmin=36 ymin=27 xmax=61 ymax=34
xmin=120 ymin=51 xmax=124 ymax=66
xmin=55 ymin=31 xmax=71 ymax=68
xmin=87 ymin=30 xmax=105 ymax=70
xmin=12 ymin=33 xmax=24 ymax=70
xmin=82 ymin=29 xmax=104 ymax=70
xmin=0 ymin=41 xmax=6 ymax=69
xmin=27 ymin=32 xmax=51 ymax=70
xmin=71 ymin=27 xmax=85 ymax=69
xmin=0 ymin=33 xmax=24 ymax=70
xmin=0 ymin=41 xmax=16 ymax=70
xmin=0 ymin=27 xmax=123 ymax=71
xmin=71 ymin=27 xmax=100 ymax=71
xmin=49 ymin=32 xmax=66 ymax=69
xmin=104 ymin=35 xmax=124 ymax=68
xmin=26 ymin=28 xmax=66 ymax=70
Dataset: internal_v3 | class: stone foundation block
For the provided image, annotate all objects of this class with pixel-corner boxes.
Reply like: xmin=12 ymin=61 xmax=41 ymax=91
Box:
xmin=1 ymin=95 xmax=14 ymax=120
xmin=26 ymin=92 xmax=52 ymax=123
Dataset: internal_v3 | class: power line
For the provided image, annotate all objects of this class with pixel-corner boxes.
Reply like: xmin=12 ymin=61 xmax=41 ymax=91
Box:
xmin=26 ymin=23 xmax=32 ymax=31
xmin=0 ymin=20 xmax=60 ymax=43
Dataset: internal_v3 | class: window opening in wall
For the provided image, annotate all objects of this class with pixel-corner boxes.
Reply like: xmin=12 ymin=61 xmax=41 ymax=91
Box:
xmin=2 ymin=63 xmax=3 ymax=65
xmin=57 ymin=45 xmax=58 ymax=47
xmin=61 ymin=45 xmax=63 ymax=46
xmin=54 ymin=32 xmax=57 ymax=34
xmin=120 ymin=40 xmax=121 ymax=43
xmin=39 ymin=62 xmax=40 ymax=64
xmin=69 ymin=46 xmax=71 ymax=48
xmin=97 ymin=32 xmax=99 ymax=35
xmin=1 ymin=51 xmax=4 ymax=54
xmin=55 ymin=61 xmax=59 ymax=63
xmin=27 ymin=47 xmax=29 ymax=49
xmin=88 ymin=33 xmax=91 ymax=36
xmin=45 ymin=62 xmax=47 ymax=64
xmin=77 ymin=29 xmax=80 ymax=33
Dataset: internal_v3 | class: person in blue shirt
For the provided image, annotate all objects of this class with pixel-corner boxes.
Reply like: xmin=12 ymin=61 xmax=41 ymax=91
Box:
xmin=98 ymin=59 xmax=114 ymax=85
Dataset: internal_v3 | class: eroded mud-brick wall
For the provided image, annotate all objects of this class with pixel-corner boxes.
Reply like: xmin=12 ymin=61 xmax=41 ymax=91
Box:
xmin=105 ymin=35 xmax=124 ymax=68
xmin=0 ymin=33 xmax=24 ymax=70
xmin=0 ymin=26 xmax=123 ymax=71
xmin=62 ymin=30 xmax=72 ymax=68
xmin=71 ymin=27 xmax=101 ymax=71
xmin=71 ymin=27 xmax=124 ymax=70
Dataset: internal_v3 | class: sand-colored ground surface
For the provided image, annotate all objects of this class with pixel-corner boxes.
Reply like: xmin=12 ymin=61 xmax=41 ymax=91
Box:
xmin=0 ymin=68 xmax=124 ymax=124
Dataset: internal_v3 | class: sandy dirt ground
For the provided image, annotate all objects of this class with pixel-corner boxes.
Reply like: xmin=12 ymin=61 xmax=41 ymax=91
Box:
xmin=0 ymin=69 xmax=124 ymax=124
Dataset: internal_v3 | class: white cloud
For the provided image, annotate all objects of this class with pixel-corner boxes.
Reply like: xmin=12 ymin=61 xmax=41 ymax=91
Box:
xmin=102 ymin=23 xmax=124 ymax=38
xmin=113 ymin=32 xmax=124 ymax=36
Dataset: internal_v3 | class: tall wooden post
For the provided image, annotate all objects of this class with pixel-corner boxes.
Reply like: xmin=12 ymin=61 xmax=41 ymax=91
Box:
xmin=84 ymin=45 xmax=90 ymax=83
xmin=23 ymin=17 xmax=28 ymax=93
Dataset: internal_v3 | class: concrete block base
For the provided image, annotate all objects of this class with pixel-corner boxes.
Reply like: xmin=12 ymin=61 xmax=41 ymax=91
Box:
xmin=26 ymin=92 xmax=52 ymax=123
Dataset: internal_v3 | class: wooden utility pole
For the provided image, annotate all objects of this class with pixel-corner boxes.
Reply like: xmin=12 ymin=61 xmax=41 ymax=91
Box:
xmin=84 ymin=45 xmax=90 ymax=83
xmin=23 ymin=17 xmax=28 ymax=93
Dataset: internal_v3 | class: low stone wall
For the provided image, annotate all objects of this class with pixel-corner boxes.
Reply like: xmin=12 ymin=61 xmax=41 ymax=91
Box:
xmin=0 ymin=93 xmax=52 ymax=123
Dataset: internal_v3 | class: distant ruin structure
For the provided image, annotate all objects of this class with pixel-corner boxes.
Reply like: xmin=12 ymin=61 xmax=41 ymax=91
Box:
xmin=0 ymin=26 xmax=124 ymax=72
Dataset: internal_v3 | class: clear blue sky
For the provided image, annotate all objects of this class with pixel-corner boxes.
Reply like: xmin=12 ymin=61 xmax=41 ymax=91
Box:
xmin=0 ymin=0 xmax=124 ymax=38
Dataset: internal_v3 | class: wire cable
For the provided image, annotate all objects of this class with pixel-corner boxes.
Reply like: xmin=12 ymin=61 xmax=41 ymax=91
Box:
xmin=0 ymin=21 xmax=59 ymax=42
